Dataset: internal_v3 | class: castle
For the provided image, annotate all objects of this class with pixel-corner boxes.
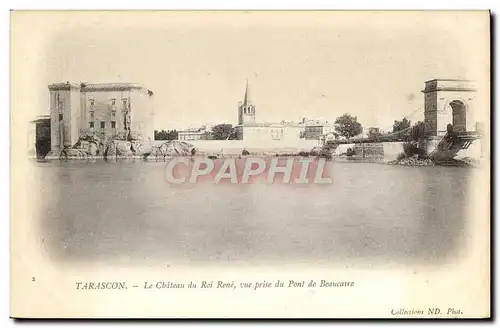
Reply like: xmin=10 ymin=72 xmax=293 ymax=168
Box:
xmin=45 ymin=82 xmax=154 ymax=157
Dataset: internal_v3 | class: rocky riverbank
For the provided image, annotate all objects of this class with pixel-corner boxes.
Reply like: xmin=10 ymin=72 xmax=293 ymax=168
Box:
xmin=435 ymin=157 xmax=481 ymax=167
xmin=47 ymin=138 xmax=197 ymax=160
xmin=388 ymin=156 xmax=435 ymax=166
xmin=388 ymin=156 xmax=479 ymax=167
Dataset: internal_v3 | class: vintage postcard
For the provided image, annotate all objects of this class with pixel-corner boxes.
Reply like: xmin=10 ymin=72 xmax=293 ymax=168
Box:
xmin=10 ymin=10 xmax=490 ymax=318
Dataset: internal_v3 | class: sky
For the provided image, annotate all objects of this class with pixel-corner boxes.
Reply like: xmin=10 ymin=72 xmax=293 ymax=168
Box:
xmin=17 ymin=11 xmax=489 ymax=132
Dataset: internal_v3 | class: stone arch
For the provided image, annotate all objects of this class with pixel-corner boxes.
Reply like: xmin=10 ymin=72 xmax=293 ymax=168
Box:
xmin=443 ymin=98 xmax=468 ymax=133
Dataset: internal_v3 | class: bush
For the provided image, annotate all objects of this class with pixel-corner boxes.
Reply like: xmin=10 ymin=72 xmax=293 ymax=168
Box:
xmin=402 ymin=142 xmax=428 ymax=159
xmin=402 ymin=142 xmax=419 ymax=157
xmin=346 ymin=148 xmax=355 ymax=156
xmin=242 ymin=149 xmax=250 ymax=156
xmin=396 ymin=152 xmax=406 ymax=161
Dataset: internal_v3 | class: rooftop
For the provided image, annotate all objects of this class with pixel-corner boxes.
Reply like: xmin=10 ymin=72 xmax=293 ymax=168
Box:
xmin=48 ymin=82 xmax=154 ymax=95
xmin=30 ymin=114 xmax=51 ymax=124
xmin=423 ymin=78 xmax=474 ymax=83
xmin=422 ymin=79 xmax=477 ymax=93
xmin=300 ymin=119 xmax=335 ymax=127
xmin=237 ymin=122 xmax=303 ymax=128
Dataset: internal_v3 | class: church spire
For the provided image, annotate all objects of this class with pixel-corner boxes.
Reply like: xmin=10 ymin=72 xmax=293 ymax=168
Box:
xmin=238 ymin=78 xmax=256 ymax=126
xmin=243 ymin=78 xmax=251 ymax=106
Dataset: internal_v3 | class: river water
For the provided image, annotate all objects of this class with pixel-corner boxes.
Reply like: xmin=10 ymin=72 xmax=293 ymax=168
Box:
xmin=31 ymin=160 xmax=473 ymax=266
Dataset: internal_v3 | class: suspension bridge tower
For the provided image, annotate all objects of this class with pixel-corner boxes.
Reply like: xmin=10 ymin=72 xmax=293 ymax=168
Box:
xmin=421 ymin=79 xmax=483 ymax=160
xmin=422 ymin=79 xmax=478 ymax=137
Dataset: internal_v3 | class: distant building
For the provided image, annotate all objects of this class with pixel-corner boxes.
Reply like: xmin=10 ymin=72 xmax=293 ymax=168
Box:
xmin=236 ymin=122 xmax=305 ymax=144
xmin=178 ymin=125 xmax=210 ymax=141
xmin=47 ymin=82 xmax=154 ymax=156
xmin=235 ymin=81 xmax=305 ymax=144
xmin=302 ymin=119 xmax=336 ymax=140
xmin=28 ymin=115 xmax=51 ymax=159
xmin=366 ymin=127 xmax=382 ymax=138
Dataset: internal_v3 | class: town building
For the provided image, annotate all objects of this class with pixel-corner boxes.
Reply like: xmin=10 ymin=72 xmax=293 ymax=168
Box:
xmin=46 ymin=82 xmax=154 ymax=156
xmin=236 ymin=122 xmax=305 ymax=144
xmin=178 ymin=125 xmax=211 ymax=141
xmin=234 ymin=81 xmax=305 ymax=144
xmin=302 ymin=119 xmax=336 ymax=140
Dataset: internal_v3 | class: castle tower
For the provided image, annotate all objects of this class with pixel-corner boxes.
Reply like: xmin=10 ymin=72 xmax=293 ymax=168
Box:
xmin=48 ymin=82 xmax=82 ymax=154
xmin=238 ymin=79 xmax=256 ymax=125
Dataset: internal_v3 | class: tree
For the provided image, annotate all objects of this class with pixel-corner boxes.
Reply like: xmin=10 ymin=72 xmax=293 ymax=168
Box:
xmin=391 ymin=118 xmax=413 ymax=141
xmin=154 ymin=129 xmax=178 ymax=141
xmin=154 ymin=130 xmax=167 ymax=140
xmin=168 ymin=129 xmax=179 ymax=140
xmin=334 ymin=114 xmax=363 ymax=139
xmin=201 ymin=131 xmax=214 ymax=140
xmin=392 ymin=118 xmax=411 ymax=133
xmin=410 ymin=121 xmax=426 ymax=141
xmin=211 ymin=124 xmax=237 ymax=140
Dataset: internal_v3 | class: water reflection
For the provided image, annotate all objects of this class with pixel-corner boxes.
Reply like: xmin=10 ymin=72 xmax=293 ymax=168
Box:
xmin=33 ymin=161 xmax=473 ymax=266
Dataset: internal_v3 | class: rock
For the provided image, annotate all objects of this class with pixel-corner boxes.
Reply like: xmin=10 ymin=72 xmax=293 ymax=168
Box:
xmin=146 ymin=141 xmax=196 ymax=160
xmin=130 ymin=140 xmax=153 ymax=156
xmin=118 ymin=142 xmax=133 ymax=156
xmin=77 ymin=130 xmax=101 ymax=144
xmin=129 ymin=131 xmax=143 ymax=141
xmin=389 ymin=155 xmax=435 ymax=166
xmin=88 ymin=142 xmax=99 ymax=156
xmin=104 ymin=142 xmax=117 ymax=157
xmin=310 ymin=147 xmax=321 ymax=156
xmin=113 ymin=132 xmax=129 ymax=141
xmin=157 ymin=140 xmax=196 ymax=157
xmin=60 ymin=148 xmax=88 ymax=159
xmin=103 ymin=140 xmax=133 ymax=158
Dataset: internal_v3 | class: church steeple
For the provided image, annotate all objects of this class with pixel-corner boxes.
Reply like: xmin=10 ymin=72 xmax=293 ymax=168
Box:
xmin=238 ymin=79 xmax=256 ymax=125
xmin=243 ymin=78 xmax=251 ymax=106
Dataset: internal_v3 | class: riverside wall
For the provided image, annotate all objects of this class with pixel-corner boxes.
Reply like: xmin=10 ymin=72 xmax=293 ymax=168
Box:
xmin=332 ymin=142 xmax=404 ymax=162
xmin=43 ymin=137 xmax=483 ymax=162
xmin=332 ymin=140 xmax=483 ymax=162
xmin=154 ymin=139 xmax=320 ymax=155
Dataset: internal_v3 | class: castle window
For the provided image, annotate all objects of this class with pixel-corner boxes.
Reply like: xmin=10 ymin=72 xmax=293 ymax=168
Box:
xmin=89 ymin=122 xmax=94 ymax=129
xmin=89 ymin=99 xmax=95 ymax=106
xmin=59 ymin=114 xmax=63 ymax=121
xmin=100 ymin=122 xmax=105 ymax=129
xmin=111 ymin=98 xmax=116 ymax=106
xmin=111 ymin=121 xmax=116 ymax=129
xmin=89 ymin=111 xmax=94 ymax=120
xmin=111 ymin=110 xmax=116 ymax=117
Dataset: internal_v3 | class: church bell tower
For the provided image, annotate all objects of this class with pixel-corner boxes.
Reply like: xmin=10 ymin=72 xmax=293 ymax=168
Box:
xmin=238 ymin=79 xmax=256 ymax=125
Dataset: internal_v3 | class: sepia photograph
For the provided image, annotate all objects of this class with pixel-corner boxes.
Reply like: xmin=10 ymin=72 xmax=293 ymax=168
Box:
xmin=10 ymin=10 xmax=491 ymax=319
